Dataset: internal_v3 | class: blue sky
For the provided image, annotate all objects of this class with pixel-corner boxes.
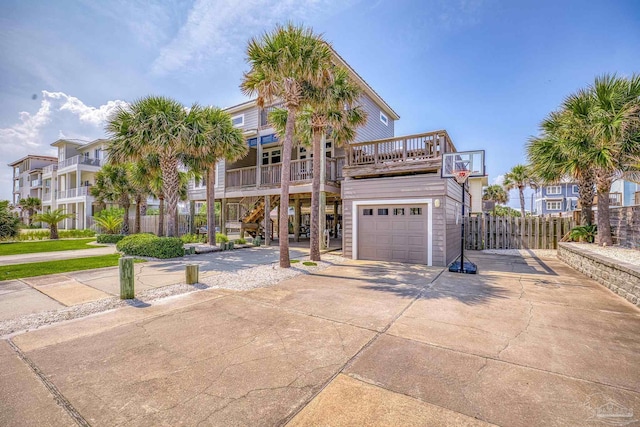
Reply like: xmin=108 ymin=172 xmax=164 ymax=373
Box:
xmin=1 ymin=0 xmax=639 ymax=207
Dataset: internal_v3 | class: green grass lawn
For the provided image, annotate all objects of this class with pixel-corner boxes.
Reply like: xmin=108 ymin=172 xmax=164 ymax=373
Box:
xmin=0 ymin=254 xmax=145 ymax=281
xmin=0 ymin=238 xmax=103 ymax=256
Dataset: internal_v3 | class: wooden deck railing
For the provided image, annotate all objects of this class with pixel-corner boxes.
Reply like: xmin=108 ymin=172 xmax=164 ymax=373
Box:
xmin=346 ymin=130 xmax=455 ymax=166
xmin=226 ymin=158 xmax=345 ymax=189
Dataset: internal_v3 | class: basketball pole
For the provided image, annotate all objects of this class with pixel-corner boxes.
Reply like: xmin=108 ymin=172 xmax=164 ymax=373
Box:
xmin=459 ymin=180 xmax=466 ymax=273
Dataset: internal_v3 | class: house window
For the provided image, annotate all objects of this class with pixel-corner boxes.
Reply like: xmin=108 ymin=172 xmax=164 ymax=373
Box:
xmin=260 ymin=133 xmax=279 ymax=145
xmin=262 ymin=148 xmax=281 ymax=165
xmin=572 ymin=185 xmax=579 ymax=194
xmin=95 ymin=148 xmax=102 ymax=159
xmin=546 ymin=201 xmax=562 ymax=210
xmin=410 ymin=207 xmax=422 ymax=215
xmin=546 ymin=185 xmax=561 ymax=195
xmin=377 ymin=208 xmax=389 ymax=215
xmin=363 ymin=209 xmax=373 ymax=216
xmin=247 ymin=137 xmax=258 ymax=147
xmin=231 ymin=114 xmax=244 ymax=127
xmin=393 ymin=208 xmax=405 ymax=215
xmin=380 ymin=111 xmax=388 ymax=126
xmin=298 ymin=146 xmax=309 ymax=160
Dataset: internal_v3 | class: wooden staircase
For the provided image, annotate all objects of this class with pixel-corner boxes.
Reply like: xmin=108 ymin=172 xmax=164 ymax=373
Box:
xmin=240 ymin=196 xmax=280 ymax=237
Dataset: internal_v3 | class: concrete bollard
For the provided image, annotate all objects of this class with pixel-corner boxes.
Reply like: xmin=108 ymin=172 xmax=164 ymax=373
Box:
xmin=185 ymin=264 xmax=199 ymax=285
xmin=119 ymin=257 xmax=135 ymax=299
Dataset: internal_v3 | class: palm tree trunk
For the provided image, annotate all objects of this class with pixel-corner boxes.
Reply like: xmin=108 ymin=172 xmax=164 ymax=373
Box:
xmin=158 ymin=196 xmax=165 ymax=236
xmin=135 ymin=194 xmax=142 ymax=234
xmin=309 ymin=131 xmax=322 ymax=261
xmin=578 ymin=171 xmax=595 ymax=225
xmin=596 ymin=174 xmax=613 ymax=246
xmin=278 ymin=107 xmax=296 ymax=268
xmin=161 ymin=156 xmax=180 ymax=237
xmin=518 ymin=187 xmax=526 ymax=218
xmin=206 ymin=168 xmax=216 ymax=245
xmin=50 ymin=224 xmax=58 ymax=240
xmin=121 ymin=197 xmax=130 ymax=235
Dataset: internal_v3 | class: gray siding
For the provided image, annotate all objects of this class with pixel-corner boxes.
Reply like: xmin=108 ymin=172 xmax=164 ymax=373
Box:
xmin=342 ymin=173 xmax=448 ymax=266
xmin=353 ymin=93 xmax=395 ymax=143
xmin=230 ymin=106 xmax=259 ymax=132
xmin=444 ymin=179 xmax=469 ymax=265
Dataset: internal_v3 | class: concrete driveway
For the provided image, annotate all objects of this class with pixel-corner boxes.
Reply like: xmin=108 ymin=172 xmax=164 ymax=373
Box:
xmin=2 ymin=252 xmax=639 ymax=426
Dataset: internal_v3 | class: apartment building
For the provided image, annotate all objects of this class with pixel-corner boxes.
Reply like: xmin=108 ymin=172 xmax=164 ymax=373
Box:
xmin=41 ymin=139 xmax=107 ymax=229
xmin=9 ymin=155 xmax=58 ymax=221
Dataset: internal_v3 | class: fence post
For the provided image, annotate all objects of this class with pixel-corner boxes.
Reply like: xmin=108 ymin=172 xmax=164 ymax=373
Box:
xmin=119 ymin=257 xmax=134 ymax=299
xmin=186 ymin=264 xmax=199 ymax=285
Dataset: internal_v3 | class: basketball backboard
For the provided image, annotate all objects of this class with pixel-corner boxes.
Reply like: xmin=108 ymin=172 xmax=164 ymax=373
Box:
xmin=441 ymin=150 xmax=485 ymax=178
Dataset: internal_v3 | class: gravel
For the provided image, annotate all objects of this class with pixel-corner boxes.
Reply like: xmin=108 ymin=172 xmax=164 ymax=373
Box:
xmin=481 ymin=245 xmax=640 ymax=266
xmin=0 ymin=254 xmax=345 ymax=338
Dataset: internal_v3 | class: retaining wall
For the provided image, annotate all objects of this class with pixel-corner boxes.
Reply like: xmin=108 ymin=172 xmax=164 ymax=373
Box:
xmin=558 ymin=242 xmax=640 ymax=307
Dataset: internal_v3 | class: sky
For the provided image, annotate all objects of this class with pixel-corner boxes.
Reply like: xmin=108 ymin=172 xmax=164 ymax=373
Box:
xmin=1 ymin=0 xmax=639 ymax=209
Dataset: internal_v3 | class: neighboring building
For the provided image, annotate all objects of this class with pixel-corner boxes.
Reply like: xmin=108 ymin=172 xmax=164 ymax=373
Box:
xmin=610 ymin=179 xmax=640 ymax=207
xmin=468 ymin=176 xmax=488 ymax=214
xmin=41 ymin=139 xmax=108 ymax=230
xmin=8 ymin=155 xmax=58 ymax=220
xmin=534 ymin=182 xmax=579 ymax=216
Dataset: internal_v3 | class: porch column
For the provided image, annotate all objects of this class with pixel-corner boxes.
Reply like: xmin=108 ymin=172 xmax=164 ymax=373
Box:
xmin=264 ymin=195 xmax=271 ymax=246
xmin=277 ymin=200 xmax=281 ymax=241
xmin=293 ymin=196 xmax=301 ymax=242
xmin=256 ymin=141 xmax=262 ymax=187
xmin=76 ymin=202 xmax=81 ymax=229
xmin=333 ymin=200 xmax=339 ymax=239
xmin=65 ymin=203 xmax=72 ymax=230
xmin=188 ymin=200 xmax=195 ymax=234
xmin=220 ymin=198 xmax=227 ymax=235
xmin=76 ymin=172 xmax=81 ymax=192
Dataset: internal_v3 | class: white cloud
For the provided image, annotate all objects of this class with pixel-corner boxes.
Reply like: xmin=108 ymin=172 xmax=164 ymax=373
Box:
xmin=0 ymin=91 xmax=127 ymax=201
xmin=492 ymin=174 xmax=504 ymax=186
xmin=151 ymin=0 xmax=356 ymax=75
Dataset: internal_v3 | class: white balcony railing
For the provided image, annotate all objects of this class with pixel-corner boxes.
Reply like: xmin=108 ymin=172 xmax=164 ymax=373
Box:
xmin=30 ymin=179 xmax=42 ymax=188
xmin=58 ymin=155 xmax=102 ymax=169
xmin=43 ymin=164 xmax=58 ymax=174
xmin=43 ymin=192 xmax=52 ymax=202
xmin=57 ymin=186 xmax=92 ymax=199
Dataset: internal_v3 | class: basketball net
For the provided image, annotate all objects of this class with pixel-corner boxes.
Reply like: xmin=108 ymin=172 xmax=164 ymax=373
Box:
xmin=453 ymin=169 xmax=470 ymax=185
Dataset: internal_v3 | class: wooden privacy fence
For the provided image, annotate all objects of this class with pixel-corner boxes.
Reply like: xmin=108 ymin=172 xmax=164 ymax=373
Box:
xmin=465 ymin=215 xmax=576 ymax=250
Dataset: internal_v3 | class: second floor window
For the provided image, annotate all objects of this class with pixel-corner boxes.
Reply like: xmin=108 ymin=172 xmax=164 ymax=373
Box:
xmin=231 ymin=115 xmax=244 ymax=127
xmin=546 ymin=201 xmax=562 ymax=210
xmin=572 ymin=185 xmax=579 ymax=194
xmin=546 ymin=185 xmax=561 ymax=195
xmin=380 ymin=111 xmax=388 ymax=126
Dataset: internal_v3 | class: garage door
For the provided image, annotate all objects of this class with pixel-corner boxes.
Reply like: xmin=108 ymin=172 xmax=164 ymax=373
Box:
xmin=357 ymin=204 xmax=428 ymax=264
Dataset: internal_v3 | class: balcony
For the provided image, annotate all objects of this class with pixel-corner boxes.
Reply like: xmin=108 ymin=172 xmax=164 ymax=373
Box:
xmin=635 ymin=191 xmax=640 ymax=206
xmin=58 ymin=155 xmax=102 ymax=170
xmin=259 ymin=103 xmax=284 ymax=129
xmin=30 ymin=179 xmax=42 ymax=188
xmin=43 ymin=164 xmax=58 ymax=175
xmin=57 ymin=186 xmax=92 ymax=200
xmin=609 ymin=192 xmax=622 ymax=207
xmin=343 ymin=130 xmax=456 ymax=178
xmin=43 ymin=192 xmax=52 ymax=202
xmin=225 ymin=158 xmax=344 ymax=190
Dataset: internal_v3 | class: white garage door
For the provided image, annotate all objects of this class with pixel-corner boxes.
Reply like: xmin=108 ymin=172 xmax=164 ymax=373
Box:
xmin=357 ymin=204 xmax=428 ymax=264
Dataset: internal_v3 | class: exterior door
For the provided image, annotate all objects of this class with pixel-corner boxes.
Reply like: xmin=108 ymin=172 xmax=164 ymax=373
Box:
xmin=357 ymin=204 xmax=428 ymax=264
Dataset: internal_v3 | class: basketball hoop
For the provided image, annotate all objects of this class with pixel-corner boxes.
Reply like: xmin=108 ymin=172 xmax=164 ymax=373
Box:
xmin=453 ymin=169 xmax=470 ymax=185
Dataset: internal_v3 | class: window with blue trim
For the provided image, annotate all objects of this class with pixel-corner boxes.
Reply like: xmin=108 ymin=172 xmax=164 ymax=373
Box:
xmin=247 ymin=138 xmax=258 ymax=147
xmin=260 ymin=134 xmax=279 ymax=144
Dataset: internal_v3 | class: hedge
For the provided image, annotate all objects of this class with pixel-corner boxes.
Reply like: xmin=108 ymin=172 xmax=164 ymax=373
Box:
xmin=116 ymin=234 xmax=184 ymax=259
xmin=97 ymin=234 xmax=126 ymax=244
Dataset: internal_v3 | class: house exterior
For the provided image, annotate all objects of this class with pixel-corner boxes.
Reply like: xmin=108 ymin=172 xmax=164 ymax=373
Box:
xmin=610 ymin=179 xmax=640 ymax=206
xmin=534 ymin=183 xmax=579 ymax=216
xmin=8 ymin=155 xmax=58 ymax=220
xmin=41 ymin=139 xmax=108 ymax=230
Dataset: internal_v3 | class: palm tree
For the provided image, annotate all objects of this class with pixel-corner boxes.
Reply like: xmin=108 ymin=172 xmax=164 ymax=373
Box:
xmin=241 ymin=23 xmax=334 ymax=268
xmin=18 ymin=196 xmax=42 ymax=226
xmin=483 ymin=185 xmax=508 ymax=214
xmin=34 ymin=208 xmax=75 ymax=240
xmin=183 ymin=105 xmax=247 ymax=245
xmin=106 ymin=96 xmax=188 ymax=237
xmin=586 ymin=74 xmax=640 ymax=245
xmin=270 ymin=66 xmax=367 ymax=261
xmin=91 ymin=164 xmax=134 ymax=234
xmin=129 ymin=156 xmax=158 ymax=234
xmin=503 ymin=164 xmax=536 ymax=218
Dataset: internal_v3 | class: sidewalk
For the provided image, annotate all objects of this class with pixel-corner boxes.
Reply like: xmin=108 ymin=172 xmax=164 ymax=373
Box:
xmin=2 ymin=252 xmax=639 ymax=426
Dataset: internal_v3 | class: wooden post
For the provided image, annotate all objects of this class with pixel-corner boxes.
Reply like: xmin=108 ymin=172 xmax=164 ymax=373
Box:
xmin=186 ymin=264 xmax=199 ymax=285
xmin=119 ymin=257 xmax=134 ymax=299
xmin=220 ymin=198 xmax=227 ymax=236
xmin=188 ymin=200 xmax=196 ymax=234
xmin=264 ymin=195 xmax=271 ymax=246
xmin=333 ymin=200 xmax=339 ymax=239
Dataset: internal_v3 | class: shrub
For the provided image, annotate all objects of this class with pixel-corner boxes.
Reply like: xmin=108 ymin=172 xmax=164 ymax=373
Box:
xmin=0 ymin=200 xmax=20 ymax=240
xmin=117 ymin=234 xmax=184 ymax=259
xmin=216 ymin=233 xmax=229 ymax=243
xmin=235 ymin=238 xmax=247 ymax=245
xmin=59 ymin=229 xmax=95 ymax=238
xmin=97 ymin=234 xmax=126 ymax=244
xmin=569 ymin=225 xmax=597 ymax=243
xmin=93 ymin=207 xmax=124 ymax=234
xmin=181 ymin=233 xmax=206 ymax=244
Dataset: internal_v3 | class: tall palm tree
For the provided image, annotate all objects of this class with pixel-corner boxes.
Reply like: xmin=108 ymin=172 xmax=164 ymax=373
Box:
xmin=18 ymin=196 xmax=42 ymax=226
xmin=503 ymin=164 xmax=536 ymax=218
xmin=34 ymin=208 xmax=75 ymax=240
xmin=483 ymin=184 xmax=509 ymax=214
xmin=129 ymin=158 xmax=156 ymax=234
xmin=241 ymin=23 xmax=333 ymax=268
xmin=91 ymin=164 xmax=134 ymax=234
xmin=270 ymin=66 xmax=367 ymax=261
xmin=586 ymin=74 xmax=640 ymax=245
xmin=183 ymin=105 xmax=247 ymax=245
xmin=106 ymin=96 xmax=188 ymax=237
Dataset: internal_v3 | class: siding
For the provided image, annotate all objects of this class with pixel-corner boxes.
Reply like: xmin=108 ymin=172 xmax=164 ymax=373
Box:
xmin=342 ymin=173 xmax=448 ymax=265
xmin=444 ymin=179 xmax=465 ymax=265
xmin=353 ymin=93 xmax=395 ymax=143
xmin=230 ymin=106 xmax=259 ymax=131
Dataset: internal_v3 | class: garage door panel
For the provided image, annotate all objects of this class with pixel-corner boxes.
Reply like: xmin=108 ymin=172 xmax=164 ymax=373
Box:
xmin=357 ymin=203 xmax=428 ymax=265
